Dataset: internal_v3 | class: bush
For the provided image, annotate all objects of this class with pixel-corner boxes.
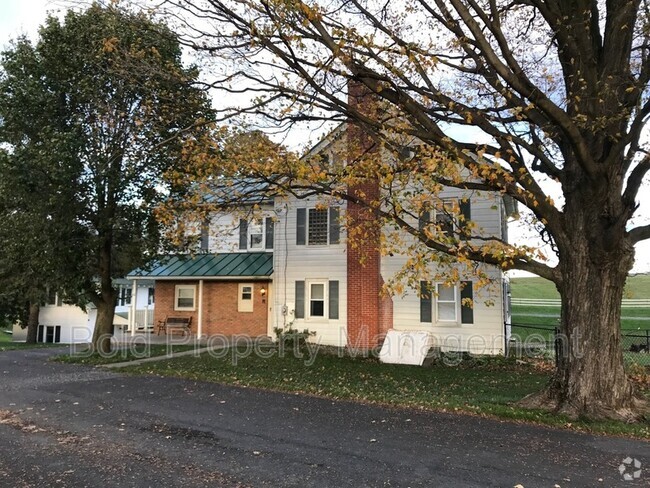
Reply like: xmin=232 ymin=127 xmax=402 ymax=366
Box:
xmin=273 ymin=325 xmax=315 ymax=350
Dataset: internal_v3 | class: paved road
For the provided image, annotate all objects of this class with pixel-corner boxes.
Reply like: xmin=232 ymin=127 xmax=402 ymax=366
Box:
xmin=0 ymin=348 xmax=648 ymax=488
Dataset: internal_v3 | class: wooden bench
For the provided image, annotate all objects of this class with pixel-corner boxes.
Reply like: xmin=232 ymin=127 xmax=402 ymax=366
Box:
xmin=157 ymin=316 xmax=192 ymax=336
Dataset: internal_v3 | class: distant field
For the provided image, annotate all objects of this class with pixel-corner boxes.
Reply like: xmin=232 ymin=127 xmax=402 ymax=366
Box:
xmin=510 ymin=275 xmax=650 ymax=331
xmin=510 ymin=274 xmax=650 ymax=300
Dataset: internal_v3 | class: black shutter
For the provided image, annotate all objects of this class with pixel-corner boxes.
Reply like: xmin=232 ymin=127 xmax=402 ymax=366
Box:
xmin=239 ymin=219 xmax=248 ymax=250
xmin=329 ymin=207 xmax=340 ymax=244
xmin=329 ymin=280 xmax=339 ymax=319
xmin=418 ymin=210 xmax=430 ymax=233
xmin=296 ymin=208 xmax=306 ymax=245
xmin=459 ymin=199 xmax=471 ymax=235
xmin=200 ymin=219 xmax=210 ymax=251
xmin=37 ymin=325 xmax=44 ymax=343
xmin=55 ymin=325 xmax=61 ymax=343
xmin=265 ymin=217 xmax=274 ymax=249
xmin=295 ymin=281 xmax=305 ymax=318
xmin=461 ymin=280 xmax=474 ymax=324
xmin=420 ymin=281 xmax=432 ymax=322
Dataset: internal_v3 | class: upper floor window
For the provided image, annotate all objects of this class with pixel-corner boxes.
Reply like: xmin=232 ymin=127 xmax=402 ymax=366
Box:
xmin=296 ymin=206 xmax=340 ymax=246
xmin=248 ymin=220 xmax=264 ymax=249
xmin=239 ymin=217 xmax=274 ymax=251
xmin=418 ymin=198 xmax=471 ymax=238
xmin=43 ymin=288 xmax=62 ymax=307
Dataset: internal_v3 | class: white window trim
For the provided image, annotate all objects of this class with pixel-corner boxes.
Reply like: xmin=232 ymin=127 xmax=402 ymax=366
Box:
xmin=174 ymin=284 xmax=196 ymax=311
xmin=435 ymin=283 xmax=459 ymax=323
xmin=306 ymin=279 xmax=328 ymax=320
xmin=238 ymin=283 xmax=254 ymax=312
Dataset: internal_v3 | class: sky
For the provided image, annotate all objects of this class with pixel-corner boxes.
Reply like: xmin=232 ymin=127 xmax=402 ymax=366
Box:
xmin=2 ymin=0 xmax=650 ymax=275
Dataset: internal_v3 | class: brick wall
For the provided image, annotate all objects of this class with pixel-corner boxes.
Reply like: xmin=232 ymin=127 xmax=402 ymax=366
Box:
xmin=346 ymin=80 xmax=383 ymax=349
xmin=154 ymin=280 xmax=269 ymax=337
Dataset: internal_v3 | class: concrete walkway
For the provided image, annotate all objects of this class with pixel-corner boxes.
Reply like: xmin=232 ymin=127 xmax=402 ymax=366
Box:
xmin=101 ymin=345 xmax=228 ymax=368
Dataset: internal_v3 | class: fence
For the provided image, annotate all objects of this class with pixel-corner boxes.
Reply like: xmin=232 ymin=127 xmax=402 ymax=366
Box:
xmin=508 ymin=323 xmax=650 ymax=368
xmin=512 ymin=298 xmax=650 ymax=308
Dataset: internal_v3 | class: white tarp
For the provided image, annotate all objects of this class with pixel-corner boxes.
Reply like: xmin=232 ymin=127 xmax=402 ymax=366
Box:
xmin=379 ymin=330 xmax=434 ymax=366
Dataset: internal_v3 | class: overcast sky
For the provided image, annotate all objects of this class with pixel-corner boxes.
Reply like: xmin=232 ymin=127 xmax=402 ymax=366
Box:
xmin=2 ymin=0 xmax=650 ymax=275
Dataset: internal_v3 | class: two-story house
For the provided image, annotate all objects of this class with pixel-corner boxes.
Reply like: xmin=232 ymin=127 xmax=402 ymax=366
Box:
xmin=131 ymin=130 xmax=515 ymax=356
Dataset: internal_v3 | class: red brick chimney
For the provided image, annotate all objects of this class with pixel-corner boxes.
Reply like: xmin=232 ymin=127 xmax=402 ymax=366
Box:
xmin=346 ymin=80 xmax=392 ymax=350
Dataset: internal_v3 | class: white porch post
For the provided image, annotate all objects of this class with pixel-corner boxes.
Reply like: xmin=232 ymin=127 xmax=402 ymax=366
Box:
xmin=197 ymin=280 xmax=204 ymax=338
xmin=130 ymin=278 xmax=138 ymax=337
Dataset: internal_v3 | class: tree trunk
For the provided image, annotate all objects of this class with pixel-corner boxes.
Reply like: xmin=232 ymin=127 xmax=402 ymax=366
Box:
xmin=521 ymin=199 xmax=645 ymax=420
xmin=92 ymin=297 xmax=116 ymax=355
xmin=90 ymin=236 xmax=116 ymax=355
xmin=25 ymin=301 xmax=39 ymax=344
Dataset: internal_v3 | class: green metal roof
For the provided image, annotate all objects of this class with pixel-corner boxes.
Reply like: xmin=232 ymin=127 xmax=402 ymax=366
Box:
xmin=128 ymin=253 xmax=273 ymax=279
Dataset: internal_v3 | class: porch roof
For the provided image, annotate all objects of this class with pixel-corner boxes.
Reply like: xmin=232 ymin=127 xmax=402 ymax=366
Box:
xmin=128 ymin=252 xmax=273 ymax=280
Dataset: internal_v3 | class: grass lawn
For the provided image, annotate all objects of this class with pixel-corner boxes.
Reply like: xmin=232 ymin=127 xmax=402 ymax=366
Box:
xmin=0 ymin=329 xmax=62 ymax=352
xmin=54 ymin=343 xmax=200 ymax=365
xmin=510 ymin=275 xmax=650 ymax=335
xmin=510 ymin=274 xmax=650 ymax=300
xmin=118 ymin=346 xmax=650 ymax=438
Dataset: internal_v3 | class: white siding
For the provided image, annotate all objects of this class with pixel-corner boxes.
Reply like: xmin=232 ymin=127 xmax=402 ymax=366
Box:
xmin=206 ymin=205 xmax=276 ymax=253
xmin=12 ymin=285 xmax=155 ymax=344
xmin=38 ymin=303 xmax=95 ymax=344
xmin=272 ymin=197 xmax=348 ymax=347
xmin=380 ymin=191 xmax=506 ymax=355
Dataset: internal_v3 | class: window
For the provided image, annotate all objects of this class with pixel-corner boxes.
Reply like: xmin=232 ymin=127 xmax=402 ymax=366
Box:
xmin=148 ymin=287 xmax=155 ymax=305
xmin=44 ymin=288 xmax=62 ymax=307
xmin=294 ymin=280 xmax=339 ymax=320
xmin=118 ymin=286 xmax=132 ymax=307
xmin=175 ymin=285 xmax=196 ymax=311
xmin=296 ymin=207 xmax=340 ymax=246
xmin=238 ymin=284 xmax=254 ymax=312
xmin=239 ymin=217 xmax=274 ymax=251
xmin=309 ymin=282 xmax=326 ymax=317
xmin=37 ymin=325 xmax=61 ymax=343
xmin=418 ymin=198 xmax=471 ymax=238
xmin=436 ymin=284 xmax=457 ymax=322
xmin=248 ymin=220 xmax=263 ymax=249
xmin=435 ymin=201 xmax=455 ymax=236
xmin=420 ymin=280 xmax=474 ymax=324
xmin=308 ymin=209 xmax=328 ymax=245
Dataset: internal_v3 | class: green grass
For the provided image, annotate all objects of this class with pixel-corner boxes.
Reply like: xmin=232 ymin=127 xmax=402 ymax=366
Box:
xmin=510 ymin=274 xmax=650 ymax=300
xmin=512 ymin=305 xmax=650 ymax=330
xmin=510 ymin=275 xmax=650 ymax=332
xmin=0 ymin=330 xmax=62 ymax=351
xmin=120 ymin=346 xmax=650 ymax=438
xmin=510 ymin=277 xmax=560 ymax=299
xmin=54 ymin=343 xmax=199 ymax=365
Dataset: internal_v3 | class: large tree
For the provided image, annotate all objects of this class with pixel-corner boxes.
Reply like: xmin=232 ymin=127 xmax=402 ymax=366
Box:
xmin=0 ymin=4 xmax=212 ymax=353
xmin=157 ymin=0 xmax=650 ymax=419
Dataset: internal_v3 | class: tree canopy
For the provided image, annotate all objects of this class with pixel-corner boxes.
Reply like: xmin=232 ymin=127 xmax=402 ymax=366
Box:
xmin=155 ymin=0 xmax=650 ymax=419
xmin=0 ymin=4 xmax=213 ymax=351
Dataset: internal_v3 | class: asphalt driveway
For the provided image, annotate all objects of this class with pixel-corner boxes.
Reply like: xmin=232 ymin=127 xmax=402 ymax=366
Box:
xmin=0 ymin=347 xmax=648 ymax=487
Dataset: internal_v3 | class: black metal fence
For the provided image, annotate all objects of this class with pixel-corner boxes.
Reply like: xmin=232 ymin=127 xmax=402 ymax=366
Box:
xmin=508 ymin=323 xmax=650 ymax=368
